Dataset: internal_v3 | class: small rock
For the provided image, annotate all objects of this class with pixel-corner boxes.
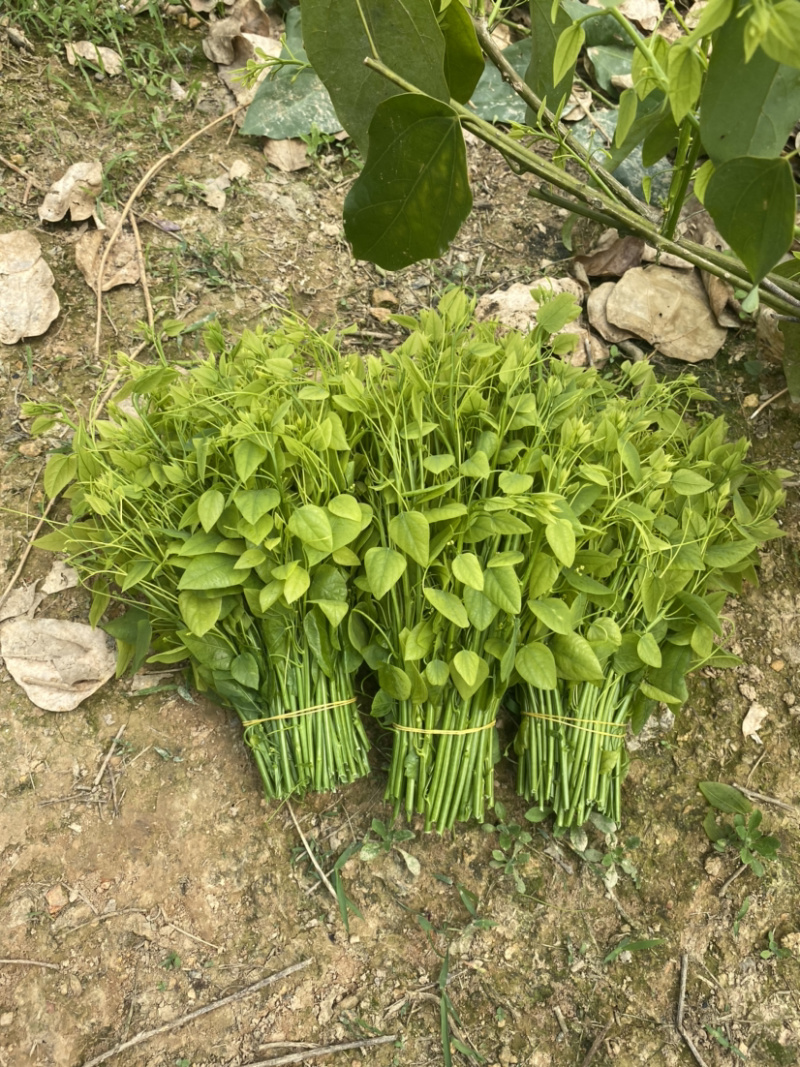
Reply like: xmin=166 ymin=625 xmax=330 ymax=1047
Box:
xmin=370 ymin=306 xmax=392 ymax=324
xmin=18 ymin=440 xmax=46 ymax=457
xmin=770 ymin=659 xmax=785 ymax=672
xmin=782 ymin=692 xmax=795 ymax=707
xmin=0 ymin=1012 xmax=14 ymax=1026
xmin=705 ymin=855 xmax=724 ymax=878
xmin=45 ymin=884 xmax=69 ymax=914
xmin=742 ymin=394 xmax=760 ymax=409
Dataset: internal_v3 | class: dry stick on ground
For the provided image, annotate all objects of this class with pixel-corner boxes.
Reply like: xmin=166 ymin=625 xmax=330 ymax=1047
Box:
xmin=79 ymin=958 xmax=311 ymax=1067
xmin=580 ymin=1020 xmax=613 ymax=1067
xmin=676 ymin=954 xmax=710 ymax=1067
xmin=94 ymin=724 xmax=126 ymax=787
xmin=243 ymin=1034 xmax=398 ymax=1067
xmin=719 ymin=863 xmax=749 ymax=898
xmin=93 ymin=103 xmax=245 ymax=361
xmin=749 ymin=388 xmax=789 ymax=421
xmin=732 ymin=784 xmax=798 ymax=814
xmin=129 ymin=212 xmax=154 ymax=332
xmin=0 ymin=958 xmax=60 ymax=971
xmin=286 ymin=801 xmax=339 ymax=904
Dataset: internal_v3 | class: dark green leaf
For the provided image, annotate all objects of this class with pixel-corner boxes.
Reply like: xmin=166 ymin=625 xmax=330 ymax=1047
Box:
xmin=301 ymin=0 xmax=449 ymax=154
xmin=700 ymin=11 xmax=800 ymax=164
xmin=344 ymin=94 xmax=471 ymax=270
xmin=705 ymin=156 xmax=796 ymax=283
xmin=439 ymin=0 xmax=484 ymax=103
xmin=231 ymin=651 xmax=260 ymax=689
xmin=526 ymin=0 xmax=576 ymax=115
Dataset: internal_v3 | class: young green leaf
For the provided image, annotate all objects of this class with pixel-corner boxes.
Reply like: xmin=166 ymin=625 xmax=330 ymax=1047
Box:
xmin=389 ymin=510 xmax=430 ymax=567
xmin=424 ymin=586 xmax=470 ymax=628
xmin=452 ymin=552 xmax=484 ymax=591
xmin=553 ymin=23 xmax=585 ymax=86
xmin=698 ymin=782 xmax=753 ymax=815
xmin=198 ymin=488 xmax=225 ymax=533
xmin=515 ymin=642 xmax=558 ymax=689
xmin=450 ymin=650 xmax=490 ymax=700
xmin=365 ymin=547 xmax=407 ymax=599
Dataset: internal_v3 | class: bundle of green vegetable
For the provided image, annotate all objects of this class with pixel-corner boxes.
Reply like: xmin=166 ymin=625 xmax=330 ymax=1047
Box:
xmin=510 ymin=366 xmax=785 ymax=828
xmin=345 ymin=289 xmax=783 ymax=831
xmin=29 ymin=288 xmax=784 ymax=831
xmin=33 ymin=323 xmax=372 ymax=799
xmin=351 ymin=290 xmax=615 ymax=829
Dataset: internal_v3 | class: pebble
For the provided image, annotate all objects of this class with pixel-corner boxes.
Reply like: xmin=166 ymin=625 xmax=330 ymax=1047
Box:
xmin=770 ymin=659 xmax=785 ymax=671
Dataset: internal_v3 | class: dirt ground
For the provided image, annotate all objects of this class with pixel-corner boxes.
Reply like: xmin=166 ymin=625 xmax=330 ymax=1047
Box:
xmin=1 ymin=14 xmax=799 ymax=1067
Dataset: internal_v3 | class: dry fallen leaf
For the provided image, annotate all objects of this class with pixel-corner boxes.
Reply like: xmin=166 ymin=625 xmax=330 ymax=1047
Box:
xmin=200 ymin=174 xmax=231 ymax=210
xmin=0 ymin=230 xmax=60 ymax=345
xmin=0 ymin=583 xmax=43 ymax=624
xmin=0 ymin=617 xmax=117 ymax=712
xmin=577 ymin=229 xmax=645 ymax=277
xmin=45 ymin=884 xmax=69 ymax=915
xmin=203 ymin=0 xmax=274 ymax=63
xmin=39 ymin=161 xmax=103 ymax=223
xmin=742 ymin=702 xmax=768 ymax=740
xmin=189 ymin=0 xmax=236 ymax=11
xmin=264 ymin=138 xmax=311 ymax=172
xmin=65 ymin=41 xmax=123 ymax=76
xmin=605 ymin=266 xmax=728 ymax=362
xmin=640 ymin=245 xmax=693 ymax=270
xmin=562 ymin=87 xmax=593 ymax=122
xmin=75 ymin=228 xmax=140 ymax=291
xmin=564 ymin=327 xmax=609 ymax=369
xmin=756 ymin=308 xmax=786 ymax=366
xmin=587 ymin=281 xmax=635 ymax=343
xmin=618 ymin=0 xmax=661 ymax=30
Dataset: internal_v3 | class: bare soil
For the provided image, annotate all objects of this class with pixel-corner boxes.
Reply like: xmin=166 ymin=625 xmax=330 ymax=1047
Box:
xmin=1 ymin=18 xmax=799 ymax=1067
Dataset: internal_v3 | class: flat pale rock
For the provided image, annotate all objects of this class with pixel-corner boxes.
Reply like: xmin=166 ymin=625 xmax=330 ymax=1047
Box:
xmin=0 ymin=231 xmax=60 ymax=344
xmin=587 ymin=281 xmax=634 ymax=343
xmin=0 ymin=617 xmax=116 ymax=712
xmin=65 ymin=41 xmax=123 ymax=76
xmin=475 ymin=279 xmax=583 ymax=331
xmin=605 ymin=265 xmax=727 ymax=362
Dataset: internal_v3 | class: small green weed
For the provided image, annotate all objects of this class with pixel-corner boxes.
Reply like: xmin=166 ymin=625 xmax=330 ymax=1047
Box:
xmin=359 ymin=818 xmax=419 ymax=876
xmin=160 ymin=951 xmax=181 ymax=971
xmin=705 ymin=1025 xmax=747 ymax=1060
xmin=699 ymin=783 xmax=781 ymax=878
xmin=481 ymin=802 xmax=533 ymax=894
xmin=760 ymin=930 xmax=791 ymax=961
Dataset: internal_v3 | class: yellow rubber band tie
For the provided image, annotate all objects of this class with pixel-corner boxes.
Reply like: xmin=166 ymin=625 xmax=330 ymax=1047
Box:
xmin=242 ymin=697 xmax=357 ymax=728
xmin=392 ymin=720 xmax=496 ymax=737
xmin=523 ymin=710 xmax=626 ymax=739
